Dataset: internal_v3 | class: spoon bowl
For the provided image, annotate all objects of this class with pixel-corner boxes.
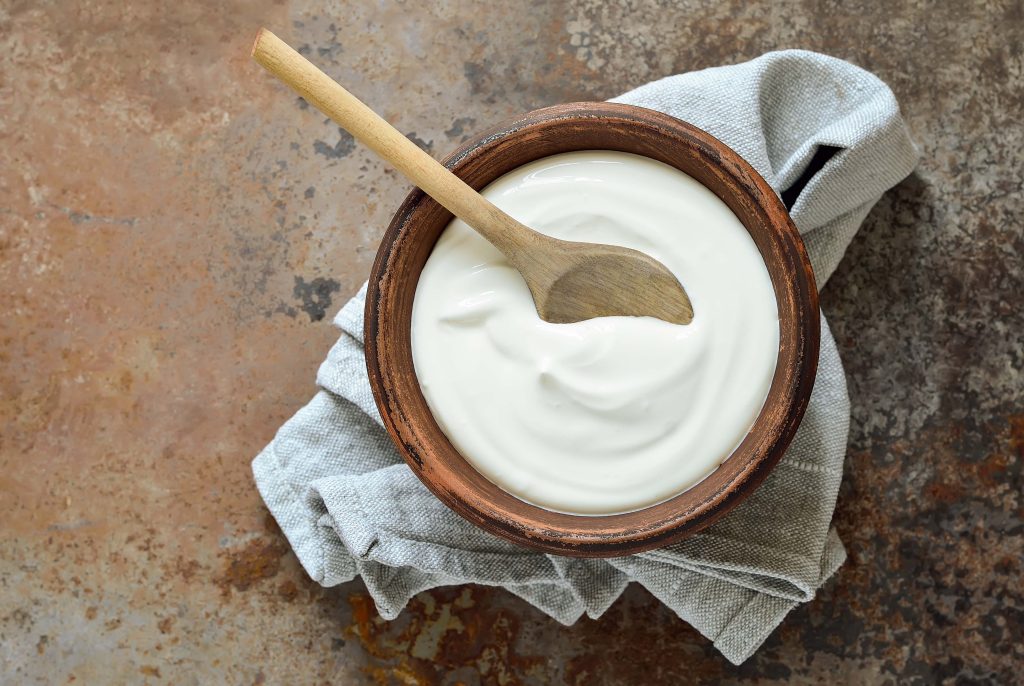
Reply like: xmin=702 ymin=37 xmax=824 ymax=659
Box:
xmin=529 ymin=238 xmax=694 ymax=324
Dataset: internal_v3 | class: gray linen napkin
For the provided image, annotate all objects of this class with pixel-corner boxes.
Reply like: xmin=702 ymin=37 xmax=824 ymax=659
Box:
xmin=252 ymin=49 xmax=918 ymax=665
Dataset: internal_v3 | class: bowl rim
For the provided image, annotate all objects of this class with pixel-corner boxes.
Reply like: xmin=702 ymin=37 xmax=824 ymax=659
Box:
xmin=364 ymin=102 xmax=819 ymax=557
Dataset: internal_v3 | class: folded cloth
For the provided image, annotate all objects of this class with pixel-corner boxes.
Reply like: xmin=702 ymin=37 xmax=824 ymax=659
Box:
xmin=252 ymin=49 xmax=918 ymax=665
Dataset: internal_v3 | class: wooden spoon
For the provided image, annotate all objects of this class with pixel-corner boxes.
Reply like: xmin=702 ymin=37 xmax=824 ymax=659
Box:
xmin=251 ymin=28 xmax=693 ymax=325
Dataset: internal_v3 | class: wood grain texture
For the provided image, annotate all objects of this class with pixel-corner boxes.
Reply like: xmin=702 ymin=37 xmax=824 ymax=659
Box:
xmin=365 ymin=103 xmax=819 ymax=557
xmin=252 ymin=28 xmax=692 ymax=325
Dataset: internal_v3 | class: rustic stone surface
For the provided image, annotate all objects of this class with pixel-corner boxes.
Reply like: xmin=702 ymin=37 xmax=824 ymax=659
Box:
xmin=1 ymin=0 xmax=1020 ymax=683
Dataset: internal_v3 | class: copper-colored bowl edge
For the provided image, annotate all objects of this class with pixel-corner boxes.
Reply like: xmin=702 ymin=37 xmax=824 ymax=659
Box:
xmin=364 ymin=102 xmax=819 ymax=557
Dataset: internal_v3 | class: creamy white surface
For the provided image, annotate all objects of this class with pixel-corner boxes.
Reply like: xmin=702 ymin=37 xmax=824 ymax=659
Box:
xmin=411 ymin=151 xmax=779 ymax=515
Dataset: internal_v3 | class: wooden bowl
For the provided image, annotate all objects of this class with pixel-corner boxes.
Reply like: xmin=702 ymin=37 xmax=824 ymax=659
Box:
xmin=364 ymin=103 xmax=819 ymax=557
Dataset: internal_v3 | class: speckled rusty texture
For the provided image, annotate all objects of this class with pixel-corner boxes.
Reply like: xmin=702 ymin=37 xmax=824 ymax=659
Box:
xmin=0 ymin=0 xmax=1020 ymax=683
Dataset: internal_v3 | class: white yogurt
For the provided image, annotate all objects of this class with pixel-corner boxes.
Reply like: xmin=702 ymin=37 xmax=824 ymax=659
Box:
xmin=411 ymin=151 xmax=779 ymax=515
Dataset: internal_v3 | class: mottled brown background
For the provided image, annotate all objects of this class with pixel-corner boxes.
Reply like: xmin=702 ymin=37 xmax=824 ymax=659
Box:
xmin=1 ymin=0 xmax=1021 ymax=683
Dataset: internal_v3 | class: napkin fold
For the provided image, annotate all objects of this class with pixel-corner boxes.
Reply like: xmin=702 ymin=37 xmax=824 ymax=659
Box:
xmin=253 ymin=49 xmax=918 ymax=664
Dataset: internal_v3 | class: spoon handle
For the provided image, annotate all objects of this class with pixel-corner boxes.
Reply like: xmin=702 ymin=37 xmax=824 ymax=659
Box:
xmin=252 ymin=28 xmax=539 ymax=263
